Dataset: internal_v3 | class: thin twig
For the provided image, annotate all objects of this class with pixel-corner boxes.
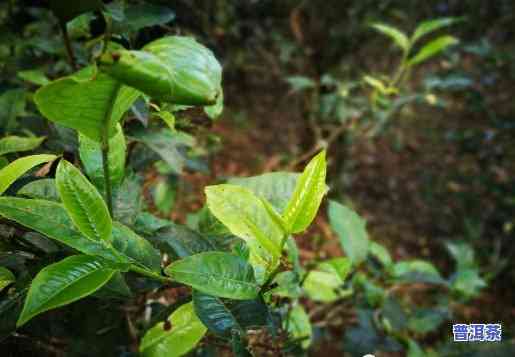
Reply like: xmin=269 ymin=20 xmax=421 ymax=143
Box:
xmin=59 ymin=20 xmax=77 ymax=70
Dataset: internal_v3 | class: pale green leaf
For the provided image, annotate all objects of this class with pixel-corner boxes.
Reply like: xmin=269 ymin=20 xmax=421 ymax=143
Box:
xmin=0 ymin=136 xmax=46 ymax=156
xmin=408 ymin=36 xmax=459 ymax=66
xmin=303 ymin=257 xmax=351 ymax=302
xmin=56 ymin=160 xmax=112 ymax=243
xmin=205 ymin=184 xmax=283 ymax=283
xmin=229 ymin=172 xmax=300 ymax=213
xmin=18 ymin=70 xmax=50 ymax=86
xmin=0 ymin=154 xmax=57 ymax=195
xmin=0 ymin=266 xmax=15 ymax=292
xmin=285 ymin=305 xmax=312 ymax=349
xmin=282 ymin=150 xmax=327 ymax=234
xmin=328 ymin=201 xmax=369 ymax=266
xmin=17 ymin=255 xmax=115 ymax=327
xmin=140 ymin=302 xmax=206 ymax=357
xmin=371 ymin=23 xmax=410 ymax=52
xmin=165 ymin=252 xmax=259 ymax=300
xmin=412 ymin=17 xmax=463 ymax=43
xmin=79 ymin=123 xmax=126 ymax=191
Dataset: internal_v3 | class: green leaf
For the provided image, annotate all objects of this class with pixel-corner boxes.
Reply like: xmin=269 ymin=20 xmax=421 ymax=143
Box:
xmin=79 ymin=123 xmax=126 ymax=191
xmin=0 ymin=136 xmax=46 ymax=156
xmin=0 ymin=88 xmax=26 ymax=131
xmin=286 ymin=76 xmax=317 ymax=93
xmin=282 ymin=150 xmax=327 ymax=234
xmin=18 ymin=70 xmax=50 ymax=86
xmin=371 ymin=23 xmax=410 ymax=52
xmin=124 ymin=3 xmax=175 ymax=31
xmin=285 ymin=305 xmax=312 ymax=349
xmin=92 ymin=272 xmax=132 ymax=300
xmin=0 ymin=156 xmax=7 ymax=169
xmin=153 ymin=178 xmax=176 ymax=215
xmin=100 ymin=36 xmax=222 ymax=106
xmin=450 ymin=269 xmax=486 ymax=299
xmin=49 ymin=0 xmax=103 ymax=23
xmin=303 ymin=257 xmax=351 ymax=302
xmin=149 ymin=223 xmax=217 ymax=259
xmin=0 ymin=154 xmax=57 ymax=195
xmin=407 ymin=36 xmax=459 ymax=66
xmin=391 ymin=260 xmax=446 ymax=285
xmin=412 ymin=17 xmax=463 ymax=43
xmin=165 ymin=252 xmax=259 ymax=300
xmin=140 ymin=302 xmax=206 ymax=357
xmin=229 ymin=172 xmax=300 ymax=213
xmin=328 ymin=201 xmax=369 ymax=266
xmin=17 ymin=179 xmax=60 ymax=201
xmin=17 ymin=255 xmax=116 ymax=327
xmin=205 ymin=184 xmax=283 ymax=283
xmin=130 ymin=129 xmax=195 ymax=175
xmin=204 ymin=90 xmax=224 ymax=119
xmin=34 ymin=70 xmax=140 ymax=141
xmin=0 ymin=198 xmax=118 ymax=261
xmin=56 ymin=160 xmax=112 ymax=243
xmin=407 ymin=308 xmax=448 ymax=335
xmin=445 ymin=241 xmax=476 ymax=271
xmin=111 ymin=222 xmax=161 ymax=272
xmin=0 ymin=266 xmax=15 ymax=292
xmin=193 ymin=290 xmax=269 ymax=336
xmin=369 ymin=241 xmax=393 ymax=267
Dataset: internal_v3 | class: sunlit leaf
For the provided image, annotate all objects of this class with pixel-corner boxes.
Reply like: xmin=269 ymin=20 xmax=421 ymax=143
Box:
xmin=0 ymin=154 xmax=57 ymax=195
xmin=282 ymin=150 xmax=327 ymax=234
xmin=140 ymin=302 xmax=206 ymax=357
xmin=205 ymin=184 xmax=283 ymax=283
xmin=0 ymin=266 xmax=15 ymax=292
xmin=285 ymin=305 xmax=312 ymax=349
xmin=407 ymin=36 xmax=459 ymax=66
xmin=17 ymin=178 xmax=60 ymax=201
xmin=56 ymin=160 xmax=112 ymax=243
xmin=412 ymin=17 xmax=463 ymax=43
xmin=0 ymin=136 xmax=46 ymax=156
xmin=371 ymin=23 xmax=410 ymax=52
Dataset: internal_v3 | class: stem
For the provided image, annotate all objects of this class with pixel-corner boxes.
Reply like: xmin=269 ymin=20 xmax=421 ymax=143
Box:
xmin=101 ymin=130 xmax=113 ymax=215
xmin=129 ymin=265 xmax=173 ymax=284
xmin=59 ymin=20 xmax=77 ymax=70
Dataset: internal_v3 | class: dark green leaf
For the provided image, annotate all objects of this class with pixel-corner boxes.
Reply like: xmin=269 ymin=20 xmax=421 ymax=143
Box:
xmin=193 ymin=290 xmax=269 ymax=336
xmin=17 ymin=255 xmax=116 ymax=327
xmin=92 ymin=272 xmax=132 ymax=300
xmin=49 ymin=0 xmax=103 ymax=23
xmin=112 ymin=222 xmax=161 ymax=272
xmin=165 ymin=252 xmax=259 ymax=299
xmin=124 ymin=4 xmax=175 ymax=31
xmin=149 ymin=223 xmax=217 ymax=259
xmin=0 ymin=198 xmax=126 ymax=263
xmin=0 ymin=89 xmax=25 ymax=131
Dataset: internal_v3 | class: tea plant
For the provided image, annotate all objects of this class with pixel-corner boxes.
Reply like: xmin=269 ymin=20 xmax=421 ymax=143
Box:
xmin=0 ymin=2 xmax=340 ymax=355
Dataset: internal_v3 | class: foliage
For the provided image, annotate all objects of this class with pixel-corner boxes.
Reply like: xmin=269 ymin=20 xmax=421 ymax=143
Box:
xmin=0 ymin=1 xmax=513 ymax=356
